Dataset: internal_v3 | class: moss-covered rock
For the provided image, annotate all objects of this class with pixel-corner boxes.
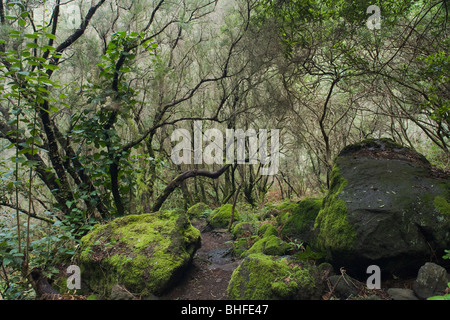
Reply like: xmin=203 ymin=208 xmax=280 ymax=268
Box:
xmin=227 ymin=253 xmax=325 ymax=300
xmin=231 ymin=237 xmax=257 ymax=257
xmin=281 ymin=198 xmax=323 ymax=244
xmin=231 ymin=221 xmax=258 ymax=239
xmin=274 ymin=200 xmax=298 ymax=213
xmin=434 ymin=196 xmax=450 ymax=216
xmin=76 ymin=210 xmax=201 ymax=298
xmin=314 ymin=139 xmax=450 ymax=277
xmin=186 ymin=202 xmax=210 ymax=220
xmin=257 ymin=223 xmax=278 ymax=237
xmin=208 ymin=204 xmax=240 ymax=228
xmin=243 ymin=234 xmax=292 ymax=257
xmin=261 ymin=201 xmax=297 ymax=221
xmin=313 ymin=165 xmax=357 ymax=253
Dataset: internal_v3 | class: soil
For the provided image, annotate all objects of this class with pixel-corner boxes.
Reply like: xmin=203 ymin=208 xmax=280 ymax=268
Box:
xmin=160 ymin=220 xmax=241 ymax=300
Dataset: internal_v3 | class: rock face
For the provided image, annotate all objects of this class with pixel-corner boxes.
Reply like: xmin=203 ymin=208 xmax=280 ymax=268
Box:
xmin=227 ymin=253 xmax=325 ymax=300
xmin=313 ymin=138 xmax=450 ymax=277
xmin=77 ymin=210 xmax=201 ymax=298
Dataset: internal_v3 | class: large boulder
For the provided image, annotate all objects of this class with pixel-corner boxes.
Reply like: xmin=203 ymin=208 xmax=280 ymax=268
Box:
xmin=313 ymin=138 xmax=450 ymax=278
xmin=77 ymin=210 xmax=201 ymax=298
xmin=227 ymin=253 xmax=326 ymax=300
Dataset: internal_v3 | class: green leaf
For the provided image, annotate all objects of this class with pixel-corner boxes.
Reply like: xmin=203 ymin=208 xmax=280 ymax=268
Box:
xmin=26 ymin=42 xmax=39 ymax=49
xmin=42 ymin=45 xmax=56 ymax=52
xmin=45 ymin=33 xmax=57 ymax=40
xmin=24 ymin=33 xmax=39 ymax=39
xmin=44 ymin=64 xmax=58 ymax=71
xmin=2 ymin=257 xmax=12 ymax=266
xmin=18 ymin=19 xmax=26 ymax=27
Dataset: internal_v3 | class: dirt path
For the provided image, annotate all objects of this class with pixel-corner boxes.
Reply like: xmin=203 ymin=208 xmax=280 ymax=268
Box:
xmin=160 ymin=222 xmax=241 ymax=300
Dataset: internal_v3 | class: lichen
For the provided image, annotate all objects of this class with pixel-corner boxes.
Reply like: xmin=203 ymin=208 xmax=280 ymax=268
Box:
xmin=314 ymin=164 xmax=357 ymax=251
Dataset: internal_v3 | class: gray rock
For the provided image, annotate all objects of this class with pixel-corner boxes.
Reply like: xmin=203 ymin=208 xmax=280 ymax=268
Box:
xmin=110 ymin=284 xmax=136 ymax=300
xmin=365 ymin=294 xmax=383 ymax=300
xmin=313 ymin=138 xmax=450 ymax=278
xmin=413 ymin=262 xmax=448 ymax=299
xmin=387 ymin=288 xmax=419 ymax=300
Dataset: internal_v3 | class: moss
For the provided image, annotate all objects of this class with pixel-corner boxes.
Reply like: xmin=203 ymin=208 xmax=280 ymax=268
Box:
xmin=314 ymin=164 xmax=357 ymax=251
xmin=276 ymin=212 xmax=291 ymax=226
xmin=231 ymin=221 xmax=258 ymax=239
xmin=232 ymin=238 xmax=253 ymax=257
xmin=258 ymin=223 xmax=278 ymax=237
xmin=275 ymin=201 xmax=298 ymax=213
xmin=227 ymin=253 xmax=318 ymax=300
xmin=209 ymin=204 xmax=240 ymax=228
xmin=186 ymin=202 xmax=210 ymax=220
xmin=242 ymin=232 xmax=291 ymax=258
xmin=281 ymin=198 xmax=323 ymax=241
xmin=257 ymin=223 xmax=277 ymax=237
xmin=264 ymin=235 xmax=292 ymax=255
xmin=434 ymin=196 xmax=450 ymax=215
xmin=77 ymin=210 xmax=201 ymax=297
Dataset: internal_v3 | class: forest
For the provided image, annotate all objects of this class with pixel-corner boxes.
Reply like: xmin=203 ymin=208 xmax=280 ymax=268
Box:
xmin=0 ymin=0 xmax=448 ymax=301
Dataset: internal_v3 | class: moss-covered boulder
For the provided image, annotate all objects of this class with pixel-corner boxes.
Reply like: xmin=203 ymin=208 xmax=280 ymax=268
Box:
xmin=227 ymin=253 xmax=325 ymax=300
xmin=231 ymin=221 xmax=258 ymax=239
xmin=243 ymin=234 xmax=292 ymax=257
xmin=77 ymin=210 xmax=201 ymax=298
xmin=186 ymin=202 xmax=210 ymax=220
xmin=208 ymin=204 xmax=240 ymax=228
xmin=313 ymin=138 xmax=450 ymax=277
xmin=257 ymin=223 xmax=278 ymax=237
xmin=281 ymin=198 xmax=323 ymax=244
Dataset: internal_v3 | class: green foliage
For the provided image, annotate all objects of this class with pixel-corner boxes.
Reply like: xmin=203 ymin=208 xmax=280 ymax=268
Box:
xmin=0 ymin=210 xmax=89 ymax=299
xmin=418 ymin=50 xmax=450 ymax=125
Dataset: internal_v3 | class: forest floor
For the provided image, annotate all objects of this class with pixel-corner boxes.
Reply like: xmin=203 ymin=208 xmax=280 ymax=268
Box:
xmin=160 ymin=221 xmax=241 ymax=300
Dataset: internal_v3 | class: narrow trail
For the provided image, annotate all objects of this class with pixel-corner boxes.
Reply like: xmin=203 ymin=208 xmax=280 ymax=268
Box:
xmin=160 ymin=222 xmax=241 ymax=300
